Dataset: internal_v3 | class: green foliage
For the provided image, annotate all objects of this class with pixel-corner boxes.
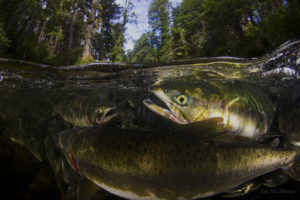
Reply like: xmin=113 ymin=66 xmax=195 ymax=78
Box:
xmin=75 ymin=55 xmax=95 ymax=65
xmin=128 ymin=0 xmax=173 ymax=63
xmin=172 ymin=0 xmax=204 ymax=58
xmin=110 ymin=0 xmax=136 ymax=62
xmin=250 ymin=0 xmax=300 ymax=54
xmin=0 ymin=0 xmax=124 ymax=65
xmin=0 ymin=22 xmax=10 ymax=56
xmin=148 ymin=0 xmax=172 ymax=61
xmin=0 ymin=0 xmax=299 ymax=64
xmin=91 ymin=0 xmax=121 ymax=61
xmin=175 ymin=0 xmax=300 ymax=57
xmin=131 ymin=0 xmax=300 ymax=63
xmin=110 ymin=24 xmax=126 ymax=62
xmin=129 ymin=32 xmax=158 ymax=63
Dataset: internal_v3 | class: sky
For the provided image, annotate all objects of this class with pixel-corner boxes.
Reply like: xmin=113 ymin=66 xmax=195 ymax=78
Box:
xmin=116 ymin=0 xmax=183 ymax=51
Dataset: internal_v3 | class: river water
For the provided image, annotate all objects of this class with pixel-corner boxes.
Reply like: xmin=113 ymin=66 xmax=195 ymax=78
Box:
xmin=0 ymin=38 xmax=300 ymax=199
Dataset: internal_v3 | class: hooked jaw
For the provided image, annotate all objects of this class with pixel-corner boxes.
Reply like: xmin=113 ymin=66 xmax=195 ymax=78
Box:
xmin=143 ymin=89 xmax=188 ymax=125
xmin=95 ymin=107 xmax=118 ymax=125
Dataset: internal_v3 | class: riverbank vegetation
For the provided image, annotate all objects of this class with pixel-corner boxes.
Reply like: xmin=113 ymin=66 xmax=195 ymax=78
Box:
xmin=0 ymin=0 xmax=299 ymax=65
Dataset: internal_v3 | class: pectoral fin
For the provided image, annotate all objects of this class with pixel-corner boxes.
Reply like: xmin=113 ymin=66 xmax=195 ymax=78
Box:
xmin=77 ymin=177 xmax=101 ymax=200
xmin=171 ymin=118 xmax=251 ymax=144
xmin=222 ymin=180 xmax=261 ymax=197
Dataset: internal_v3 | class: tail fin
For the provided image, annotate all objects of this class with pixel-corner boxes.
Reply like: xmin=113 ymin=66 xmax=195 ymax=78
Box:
xmin=285 ymin=153 xmax=300 ymax=181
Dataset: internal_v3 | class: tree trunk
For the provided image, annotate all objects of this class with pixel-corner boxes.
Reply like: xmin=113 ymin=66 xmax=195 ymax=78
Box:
xmin=122 ymin=0 xmax=129 ymax=28
xmin=38 ymin=21 xmax=45 ymax=42
xmin=67 ymin=9 xmax=78 ymax=64
xmin=82 ymin=0 xmax=97 ymax=61
xmin=48 ymin=25 xmax=62 ymax=55
xmin=98 ymin=21 xmax=105 ymax=61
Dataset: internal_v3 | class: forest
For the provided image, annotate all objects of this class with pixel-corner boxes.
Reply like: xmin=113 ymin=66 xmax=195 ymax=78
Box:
xmin=0 ymin=0 xmax=299 ymax=65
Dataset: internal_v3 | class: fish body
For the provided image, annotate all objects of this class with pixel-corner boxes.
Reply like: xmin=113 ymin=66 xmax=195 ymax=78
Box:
xmin=59 ymin=119 xmax=298 ymax=200
xmin=53 ymin=89 xmax=117 ymax=126
xmin=278 ymin=82 xmax=300 ymax=146
xmin=144 ymin=79 xmax=274 ymax=139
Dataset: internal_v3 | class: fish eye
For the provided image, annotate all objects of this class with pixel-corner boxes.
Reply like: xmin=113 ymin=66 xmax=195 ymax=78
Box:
xmin=176 ymin=94 xmax=188 ymax=105
xmin=97 ymin=107 xmax=103 ymax=113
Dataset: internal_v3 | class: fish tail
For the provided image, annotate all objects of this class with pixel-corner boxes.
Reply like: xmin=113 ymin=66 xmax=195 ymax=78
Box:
xmin=285 ymin=149 xmax=300 ymax=181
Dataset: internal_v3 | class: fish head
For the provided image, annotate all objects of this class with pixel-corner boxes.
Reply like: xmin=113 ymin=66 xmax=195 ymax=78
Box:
xmin=54 ymin=97 xmax=117 ymax=126
xmin=59 ymin=128 xmax=81 ymax=172
xmin=91 ymin=105 xmax=118 ymax=125
xmin=144 ymin=81 xmax=225 ymax=124
xmin=53 ymin=88 xmax=119 ymax=126
xmin=58 ymin=127 xmax=98 ymax=173
xmin=58 ymin=126 xmax=114 ymax=175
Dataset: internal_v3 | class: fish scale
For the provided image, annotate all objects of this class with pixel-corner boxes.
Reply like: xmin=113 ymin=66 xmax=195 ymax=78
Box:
xmin=59 ymin=120 xmax=299 ymax=200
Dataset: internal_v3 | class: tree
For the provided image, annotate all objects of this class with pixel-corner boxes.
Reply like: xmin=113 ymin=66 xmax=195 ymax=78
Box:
xmin=81 ymin=0 xmax=99 ymax=63
xmin=91 ymin=0 xmax=120 ymax=61
xmin=0 ymin=0 xmax=299 ymax=64
xmin=148 ymin=0 xmax=173 ymax=62
xmin=110 ymin=0 xmax=135 ymax=62
xmin=66 ymin=0 xmax=82 ymax=64
xmin=0 ymin=0 xmax=122 ymax=65
xmin=172 ymin=0 xmax=205 ymax=58
xmin=130 ymin=32 xmax=157 ymax=63
xmin=110 ymin=23 xmax=126 ymax=62
xmin=0 ymin=22 xmax=10 ymax=56
xmin=171 ymin=0 xmax=300 ymax=58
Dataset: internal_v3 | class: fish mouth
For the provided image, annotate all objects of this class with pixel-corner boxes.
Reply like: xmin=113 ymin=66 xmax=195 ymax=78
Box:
xmin=143 ymin=90 xmax=188 ymax=125
xmin=95 ymin=107 xmax=118 ymax=125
